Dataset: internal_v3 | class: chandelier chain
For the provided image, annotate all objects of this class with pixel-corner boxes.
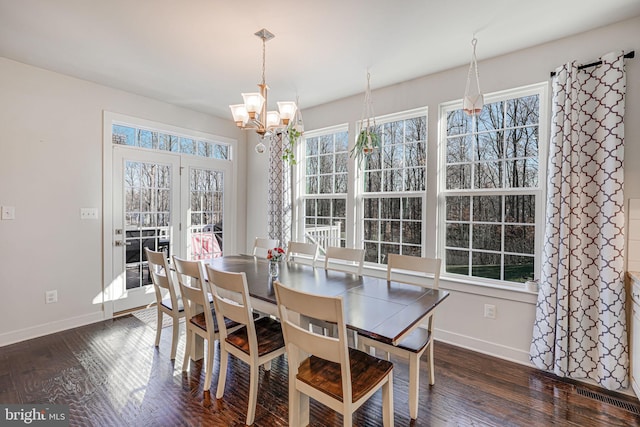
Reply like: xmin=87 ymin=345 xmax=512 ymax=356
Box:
xmin=261 ymin=37 xmax=267 ymax=86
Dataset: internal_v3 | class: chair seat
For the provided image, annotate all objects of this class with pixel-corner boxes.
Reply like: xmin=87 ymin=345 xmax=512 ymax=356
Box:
xmin=226 ymin=317 xmax=285 ymax=357
xmin=190 ymin=308 xmax=240 ymax=333
xmin=160 ymin=297 xmax=184 ymax=312
xmin=296 ymin=347 xmax=393 ymax=403
xmin=396 ymin=327 xmax=432 ymax=353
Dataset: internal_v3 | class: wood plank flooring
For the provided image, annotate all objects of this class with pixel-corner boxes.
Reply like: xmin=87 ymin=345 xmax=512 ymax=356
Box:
xmin=1 ymin=314 xmax=639 ymax=426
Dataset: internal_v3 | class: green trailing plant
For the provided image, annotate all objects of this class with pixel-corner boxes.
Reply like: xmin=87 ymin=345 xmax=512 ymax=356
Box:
xmin=282 ymin=123 xmax=302 ymax=165
xmin=350 ymin=127 xmax=380 ymax=166
xmin=350 ymin=72 xmax=379 ymax=167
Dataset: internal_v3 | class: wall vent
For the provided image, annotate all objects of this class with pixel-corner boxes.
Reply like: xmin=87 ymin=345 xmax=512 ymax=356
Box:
xmin=576 ymin=387 xmax=640 ymax=415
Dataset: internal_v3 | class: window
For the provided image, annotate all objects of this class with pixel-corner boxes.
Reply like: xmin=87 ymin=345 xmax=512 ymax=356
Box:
xmin=362 ymin=109 xmax=427 ymax=264
xmin=440 ymin=84 xmax=546 ymax=284
xmin=112 ymin=124 xmax=230 ymax=160
xmin=301 ymin=126 xmax=349 ymax=251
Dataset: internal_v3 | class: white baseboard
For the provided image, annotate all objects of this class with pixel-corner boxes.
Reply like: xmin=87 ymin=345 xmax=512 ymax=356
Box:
xmin=435 ymin=328 xmax=534 ymax=367
xmin=0 ymin=311 xmax=105 ymax=347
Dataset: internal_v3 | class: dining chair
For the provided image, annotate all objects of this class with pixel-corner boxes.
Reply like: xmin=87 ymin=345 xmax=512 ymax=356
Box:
xmin=144 ymin=248 xmax=184 ymax=360
xmin=173 ymin=256 xmax=238 ymax=392
xmin=206 ymin=266 xmax=286 ymax=426
xmin=286 ymin=241 xmax=318 ymax=266
xmin=274 ymin=281 xmax=394 ymax=427
xmin=252 ymin=237 xmax=279 ymax=258
xmin=324 ymin=246 xmax=365 ymax=276
xmin=357 ymin=254 xmax=441 ymax=420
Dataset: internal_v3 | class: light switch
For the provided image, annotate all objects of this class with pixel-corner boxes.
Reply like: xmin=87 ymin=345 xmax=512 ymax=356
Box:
xmin=80 ymin=208 xmax=99 ymax=220
xmin=1 ymin=206 xmax=15 ymax=220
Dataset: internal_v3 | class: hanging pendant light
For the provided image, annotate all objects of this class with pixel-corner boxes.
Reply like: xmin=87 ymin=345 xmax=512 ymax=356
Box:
xmin=463 ymin=38 xmax=484 ymax=116
xmin=229 ymin=28 xmax=297 ymax=154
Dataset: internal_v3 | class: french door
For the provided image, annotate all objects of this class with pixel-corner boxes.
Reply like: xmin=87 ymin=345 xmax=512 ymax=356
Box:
xmin=111 ymin=147 xmax=232 ymax=313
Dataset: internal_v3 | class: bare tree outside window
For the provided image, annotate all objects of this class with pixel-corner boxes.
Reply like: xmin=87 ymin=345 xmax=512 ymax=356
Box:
xmin=302 ymin=129 xmax=348 ymax=253
xmin=442 ymin=90 xmax=542 ymax=284
xmin=363 ymin=112 xmax=427 ymax=264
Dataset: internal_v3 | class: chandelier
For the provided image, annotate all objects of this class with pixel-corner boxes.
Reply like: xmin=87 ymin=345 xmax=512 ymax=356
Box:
xmin=229 ymin=28 xmax=297 ymax=138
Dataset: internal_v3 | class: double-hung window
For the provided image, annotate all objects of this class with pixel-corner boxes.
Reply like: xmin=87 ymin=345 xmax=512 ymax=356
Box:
xmin=301 ymin=126 xmax=349 ymax=252
xmin=361 ymin=109 xmax=427 ymax=264
xmin=439 ymin=83 xmax=547 ymax=284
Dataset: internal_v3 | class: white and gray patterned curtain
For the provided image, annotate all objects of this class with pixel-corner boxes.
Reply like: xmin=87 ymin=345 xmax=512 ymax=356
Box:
xmin=267 ymin=134 xmax=292 ymax=248
xmin=530 ymin=52 xmax=628 ymax=390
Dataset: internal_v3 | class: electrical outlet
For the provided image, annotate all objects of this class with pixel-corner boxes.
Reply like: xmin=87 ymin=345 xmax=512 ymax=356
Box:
xmin=80 ymin=208 xmax=99 ymax=220
xmin=45 ymin=290 xmax=58 ymax=304
xmin=1 ymin=206 xmax=15 ymax=220
xmin=484 ymin=304 xmax=496 ymax=319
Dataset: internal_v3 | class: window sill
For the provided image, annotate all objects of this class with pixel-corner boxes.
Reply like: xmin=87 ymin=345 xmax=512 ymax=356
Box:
xmin=360 ymin=264 xmax=538 ymax=304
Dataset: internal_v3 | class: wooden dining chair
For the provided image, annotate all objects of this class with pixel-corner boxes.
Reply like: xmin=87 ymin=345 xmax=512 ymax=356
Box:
xmin=144 ymin=248 xmax=184 ymax=360
xmin=286 ymin=241 xmax=318 ymax=266
xmin=252 ymin=237 xmax=279 ymax=258
xmin=357 ymin=254 xmax=441 ymax=420
xmin=274 ymin=281 xmax=394 ymax=427
xmin=173 ymin=256 xmax=238 ymax=392
xmin=324 ymin=246 xmax=365 ymax=276
xmin=206 ymin=266 xmax=286 ymax=426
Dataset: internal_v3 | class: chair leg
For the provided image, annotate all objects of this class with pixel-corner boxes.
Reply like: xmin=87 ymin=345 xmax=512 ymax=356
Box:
xmin=204 ymin=338 xmax=215 ymax=391
xmin=382 ymin=375 xmax=394 ymax=427
xmin=289 ymin=377 xmax=309 ymax=427
xmin=154 ymin=309 xmax=163 ymax=347
xmin=428 ymin=341 xmax=435 ymax=385
xmin=170 ymin=317 xmax=180 ymax=360
xmin=408 ymin=352 xmax=420 ymax=420
xmin=246 ymin=363 xmax=259 ymax=425
xmin=216 ymin=348 xmax=229 ymax=399
xmin=182 ymin=329 xmax=192 ymax=372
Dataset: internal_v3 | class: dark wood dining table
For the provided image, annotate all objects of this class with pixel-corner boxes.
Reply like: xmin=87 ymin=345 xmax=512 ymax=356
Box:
xmin=203 ymin=254 xmax=450 ymax=347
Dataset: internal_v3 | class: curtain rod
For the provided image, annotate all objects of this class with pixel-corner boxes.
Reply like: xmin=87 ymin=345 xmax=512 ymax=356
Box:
xmin=549 ymin=51 xmax=635 ymax=77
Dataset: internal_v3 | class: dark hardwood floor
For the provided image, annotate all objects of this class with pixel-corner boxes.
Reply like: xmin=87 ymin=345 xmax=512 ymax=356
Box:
xmin=1 ymin=314 xmax=639 ymax=426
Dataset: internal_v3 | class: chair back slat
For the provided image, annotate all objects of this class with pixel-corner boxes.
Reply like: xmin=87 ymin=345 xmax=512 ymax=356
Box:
xmin=145 ymin=248 xmax=172 ymax=291
xmin=286 ymin=241 xmax=318 ymax=264
xmin=173 ymin=256 xmax=207 ymax=290
xmin=253 ymin=237 xmax=279 ymax=258
xmin=274 ymin=281 xmax=347 ymax=365
xmin=207 ymin=266 xmax=253 ymax=327
xmin=324 ymin=246 xmax=364 ymax=276
xmin=386 ymin=254 xmax=441 ymax=289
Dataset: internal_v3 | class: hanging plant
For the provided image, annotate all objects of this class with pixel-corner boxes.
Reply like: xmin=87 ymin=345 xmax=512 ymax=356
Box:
xmin=463 ymin=37 xmax=484 ymax=116
xmin=350 ymin=72 xmax=380 ymax=166
xmin=282 ymin=97 xmax=304 ymax=165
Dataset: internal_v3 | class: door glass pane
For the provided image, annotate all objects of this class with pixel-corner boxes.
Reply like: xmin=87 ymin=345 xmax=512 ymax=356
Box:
xmin=124 ymin=161 xmax=171 ymax=290
xmin=189 ymin=168 xmax=224 ymax=260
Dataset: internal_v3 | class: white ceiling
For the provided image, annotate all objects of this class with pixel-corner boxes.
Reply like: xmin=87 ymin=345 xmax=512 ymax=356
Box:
xmin=1 ymin=0 xmax=639 ymax=119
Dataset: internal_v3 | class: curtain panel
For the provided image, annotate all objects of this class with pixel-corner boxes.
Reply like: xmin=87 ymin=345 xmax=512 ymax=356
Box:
xmin=530 ymin=52 xmax=628 ymax=390
xmin=267 ymin=135 xmax=292 ymax=248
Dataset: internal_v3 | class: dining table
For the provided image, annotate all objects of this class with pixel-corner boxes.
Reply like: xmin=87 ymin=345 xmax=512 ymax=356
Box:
xmin=202 ymin=254 xmax=450 ymax=348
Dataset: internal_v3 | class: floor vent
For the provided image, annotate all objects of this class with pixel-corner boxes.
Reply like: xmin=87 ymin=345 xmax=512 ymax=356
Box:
xmin=576 ymin=387 xmax=640 ymax=415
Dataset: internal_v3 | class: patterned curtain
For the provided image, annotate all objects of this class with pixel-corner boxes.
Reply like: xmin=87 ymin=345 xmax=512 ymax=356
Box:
xmin=267 ymin=134 xmax=292 ymax=248
xmin=530 ymin=52 xmax=628 ymax=390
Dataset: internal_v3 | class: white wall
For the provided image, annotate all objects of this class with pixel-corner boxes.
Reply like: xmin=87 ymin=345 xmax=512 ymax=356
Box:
xmin=246 ymin=17 xmax=640 ymax=367
xmin=0 ymin=57 xmax=247 ymax=345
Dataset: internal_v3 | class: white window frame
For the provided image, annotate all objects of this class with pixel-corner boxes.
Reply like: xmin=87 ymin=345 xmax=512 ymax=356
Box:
xmin=356 ymin=107 xmax=428 ymax=265
xmin=437 ymin=82 xmax=549 ymax=288
xmin=295 ymin=124 xmax=350 ymax=253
